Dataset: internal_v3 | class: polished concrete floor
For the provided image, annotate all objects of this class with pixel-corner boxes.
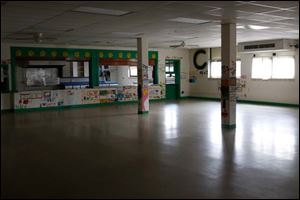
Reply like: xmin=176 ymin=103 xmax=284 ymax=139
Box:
xmin=1 ymin=99 xmax=299 ymax=199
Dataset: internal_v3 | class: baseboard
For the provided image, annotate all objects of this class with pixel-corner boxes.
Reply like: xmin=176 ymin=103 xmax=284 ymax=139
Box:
xmin=187 ymin=96 xmax=299 ymax=107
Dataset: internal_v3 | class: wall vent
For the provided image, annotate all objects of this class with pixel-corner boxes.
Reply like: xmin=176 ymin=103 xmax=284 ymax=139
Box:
xmin=238 ymin=39 xmax=298 ymax=53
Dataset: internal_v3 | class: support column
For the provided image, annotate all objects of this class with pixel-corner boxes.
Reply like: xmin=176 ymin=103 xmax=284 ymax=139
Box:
xmin=137 ymin=37 xmax=149 ymax=114
xmin=221 ymin=23 xmax=236 ymax=128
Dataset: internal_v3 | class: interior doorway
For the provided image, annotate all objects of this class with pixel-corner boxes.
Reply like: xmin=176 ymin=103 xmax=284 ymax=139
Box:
xmin=165 ymin=59 xmax=180 ymax=100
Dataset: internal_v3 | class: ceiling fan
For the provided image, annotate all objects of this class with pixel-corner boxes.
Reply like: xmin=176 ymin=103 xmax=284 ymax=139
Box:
xmin=170 ymin=40 xmax=200 ymax=48
xmin=6 ymin=33 xmax=57 ymax=43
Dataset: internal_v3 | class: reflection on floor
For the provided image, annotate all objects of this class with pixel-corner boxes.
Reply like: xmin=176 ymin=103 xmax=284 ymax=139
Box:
xmin=1 ymin=99 xmax=299 ymax=198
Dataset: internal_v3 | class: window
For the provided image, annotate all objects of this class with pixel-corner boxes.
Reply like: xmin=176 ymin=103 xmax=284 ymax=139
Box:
xmin=128 ymin=66 xmax=137 ymax=77
xmin=251 ymin=57 xmax=272 ymax=80
xmin=165 ymin=62 xmax=175 ymax=84
xmin=208 ymin=60 xmax=241 ymax=78
xmin=272 ymin=56 xmax=295 ymax=79
xmin=251 ymin=55 xmax=295 ymax=80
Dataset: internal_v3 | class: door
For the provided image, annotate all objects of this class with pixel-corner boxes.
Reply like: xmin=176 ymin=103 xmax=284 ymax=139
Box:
xmin=165 ymin=60 xmax=180 ymax=100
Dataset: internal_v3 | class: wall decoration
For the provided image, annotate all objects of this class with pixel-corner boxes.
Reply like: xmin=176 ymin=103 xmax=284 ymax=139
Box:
xmin=189 ymin=75 xmax=197 ymax=83
xmin=193 ymin=49 xmax=207 ymax=70
xmin=99 ymin=52 xmax=104 ymax=58
xmin=99 ymin=88 xmax=117 ymax=103
xmin=236 ymin=75 xmax=247 ymax=98
xmin=16 ymin=49 xmax=22 ymax=57
xmin=181 ymin=72 xmax=188 ymax=80
xmin=149 ymin=85 xmax=162 ymax=99
xmin=127 ymin=52 xmax=131 ymax=59
xmin=141 ymin=86 xmax=149 ymax=111
xmin=64 ymin=89 xmax=81 ymax=105
xmin=74 ymin=51 xmax=80 ymax=58
xmin=63 ymin=51 xmax=68 ymax=57
xmin=85 ymin=52 xmax=91 ymax=58
xmin=51 ymin=51 xmax=57 ymax=57
xmin=15 ymin=91 xmax=43 ymax=109
xmin=40 ymin=50 xmax=46 ymax=57
xmin=142 ymin=64 xmax=148 ymax=79
xmin=108 ymin=52 xmax=113 ymax=58
xmin=221 ymin=65 xmax=229 ymax=79
xmin=28 ymin=50 xmax=35 ymax=57
xmin=118 ymin=52 xmax=123 ymax=59
xmin=117 ymin=86 xmax=137 ymax=101
xmin=14 ymin=86 xmax=163 ymax=110
xmin=81 ymin=89 xmax=99 ymax=104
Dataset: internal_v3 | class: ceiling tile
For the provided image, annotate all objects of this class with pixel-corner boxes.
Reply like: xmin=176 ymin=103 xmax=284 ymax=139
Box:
xmin=1 ymin=1 xmax=299 ymax=48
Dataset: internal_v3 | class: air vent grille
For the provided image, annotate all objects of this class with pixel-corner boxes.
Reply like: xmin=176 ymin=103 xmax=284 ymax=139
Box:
xmin=244 ymin=43 xmax=275 ymax=50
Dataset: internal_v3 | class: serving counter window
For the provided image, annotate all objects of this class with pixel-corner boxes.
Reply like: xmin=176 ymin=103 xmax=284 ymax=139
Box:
xmin=15 ymin=60 xmax=90 ymax=91
xmin=60 ymin=61 xmax=90 ymax=89
xmin=99 ymin=65 xmax=154 ymax=87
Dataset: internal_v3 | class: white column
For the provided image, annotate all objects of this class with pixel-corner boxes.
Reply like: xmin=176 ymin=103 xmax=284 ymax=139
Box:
xmin=83 ymin=61 xmax=89 ymax=77
xmin=137 ymin=37 xmax=149 ymax=114
xmin=221 ymin=23 xmax=236 ymax=128
xmin=72 ymin=61 xmax=78 ymax=77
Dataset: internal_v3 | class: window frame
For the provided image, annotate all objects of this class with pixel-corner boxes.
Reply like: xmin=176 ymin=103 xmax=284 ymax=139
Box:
xmin=251 ymin=55 xmax=295 ymax=80
xmin=128 ymin=66 xmax=138 ymax=78
xmin=208 ymin=59 xmax=242 ymax=79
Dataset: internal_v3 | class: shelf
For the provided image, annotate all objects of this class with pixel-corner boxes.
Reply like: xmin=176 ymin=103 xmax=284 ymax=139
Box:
xmin=26 ymin=65 xmax=65 ymax=68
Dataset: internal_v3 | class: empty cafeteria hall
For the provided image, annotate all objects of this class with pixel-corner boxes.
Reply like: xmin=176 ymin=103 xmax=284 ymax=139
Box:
xmin=1 ymin=1 xmax=299 ymax=199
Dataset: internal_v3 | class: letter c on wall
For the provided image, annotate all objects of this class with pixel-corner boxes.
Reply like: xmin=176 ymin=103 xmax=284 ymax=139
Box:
xmin=193 ymin=49 xmax=207 ymax=70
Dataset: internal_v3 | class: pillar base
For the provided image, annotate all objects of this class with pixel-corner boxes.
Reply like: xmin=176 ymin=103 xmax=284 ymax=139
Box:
xmin=222 ymin=124 xmax=236 ymax=129
xmin=138 ymin=111 xmax=149 ymax=114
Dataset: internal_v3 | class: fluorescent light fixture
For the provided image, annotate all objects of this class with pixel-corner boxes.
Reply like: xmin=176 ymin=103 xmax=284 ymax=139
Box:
xmin=287 ymin=30 xmax=299 ymax=34
xmin=248 ymin=25 xmax=269 ymax=30
xmin=237 ymin=25 xmax=246 ymax=29
xmin=168 ymin=17 xmax=210 ymax=24
xmin=112 ymin=32 xmax=140 ymax=36
xmin=72 ymin=6 xmax=131 ymax=16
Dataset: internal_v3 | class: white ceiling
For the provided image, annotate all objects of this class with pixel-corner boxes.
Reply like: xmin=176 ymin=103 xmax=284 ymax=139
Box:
xmin=1 ymin=1 xmax=299 ymax=48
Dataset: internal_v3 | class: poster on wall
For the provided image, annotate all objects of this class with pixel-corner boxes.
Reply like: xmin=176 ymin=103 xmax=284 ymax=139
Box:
xmin=149 ymin=85 xmax=162 ymax=99
xmin=118 ymin=86 xmax=137 ymax=101
xmin=15 ymin=92 xmax=43 ymax=109
xmin=40 ymin=90 xmax=58 ymax=107
xmin=63 ymin=89 xmax=81 ymax=105
xmin=81 ymin=89 xmax=99 ymax=104
xmin=99 ymin=88 xmax=117 ymax=103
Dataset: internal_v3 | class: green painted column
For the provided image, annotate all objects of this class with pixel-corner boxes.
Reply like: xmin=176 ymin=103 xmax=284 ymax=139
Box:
xmin=90 ymin=51 xmax=99 ymax=88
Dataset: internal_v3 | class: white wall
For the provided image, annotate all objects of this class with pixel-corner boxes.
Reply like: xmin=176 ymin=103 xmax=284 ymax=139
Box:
xmin=189 ymin=46 xmax=299 ymax=105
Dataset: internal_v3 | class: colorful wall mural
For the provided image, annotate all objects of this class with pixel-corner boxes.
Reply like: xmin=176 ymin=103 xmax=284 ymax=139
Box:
xmin=14 ymin=85 xmax=163 ymax=109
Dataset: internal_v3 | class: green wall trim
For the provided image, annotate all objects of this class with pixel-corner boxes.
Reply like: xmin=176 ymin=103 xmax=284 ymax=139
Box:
xmin=188 ymin=96 xmax=299 ymax=107
xmin=222 ymin=124 xmax=236 ymax=129
xmin=179 ymin=96 xmax=191 ymax=99
xmin=237 ymin=100 xmax=299 ymax=108
xmin=1 ymin=109 xmax=14 ymax=113
xmin=138 ymin=111 xmax=149 ymax=114
xmin=150 ymin=98 xmax=166 ymax=102
xmin=188 ymin=96 xmax=220 ymax=101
